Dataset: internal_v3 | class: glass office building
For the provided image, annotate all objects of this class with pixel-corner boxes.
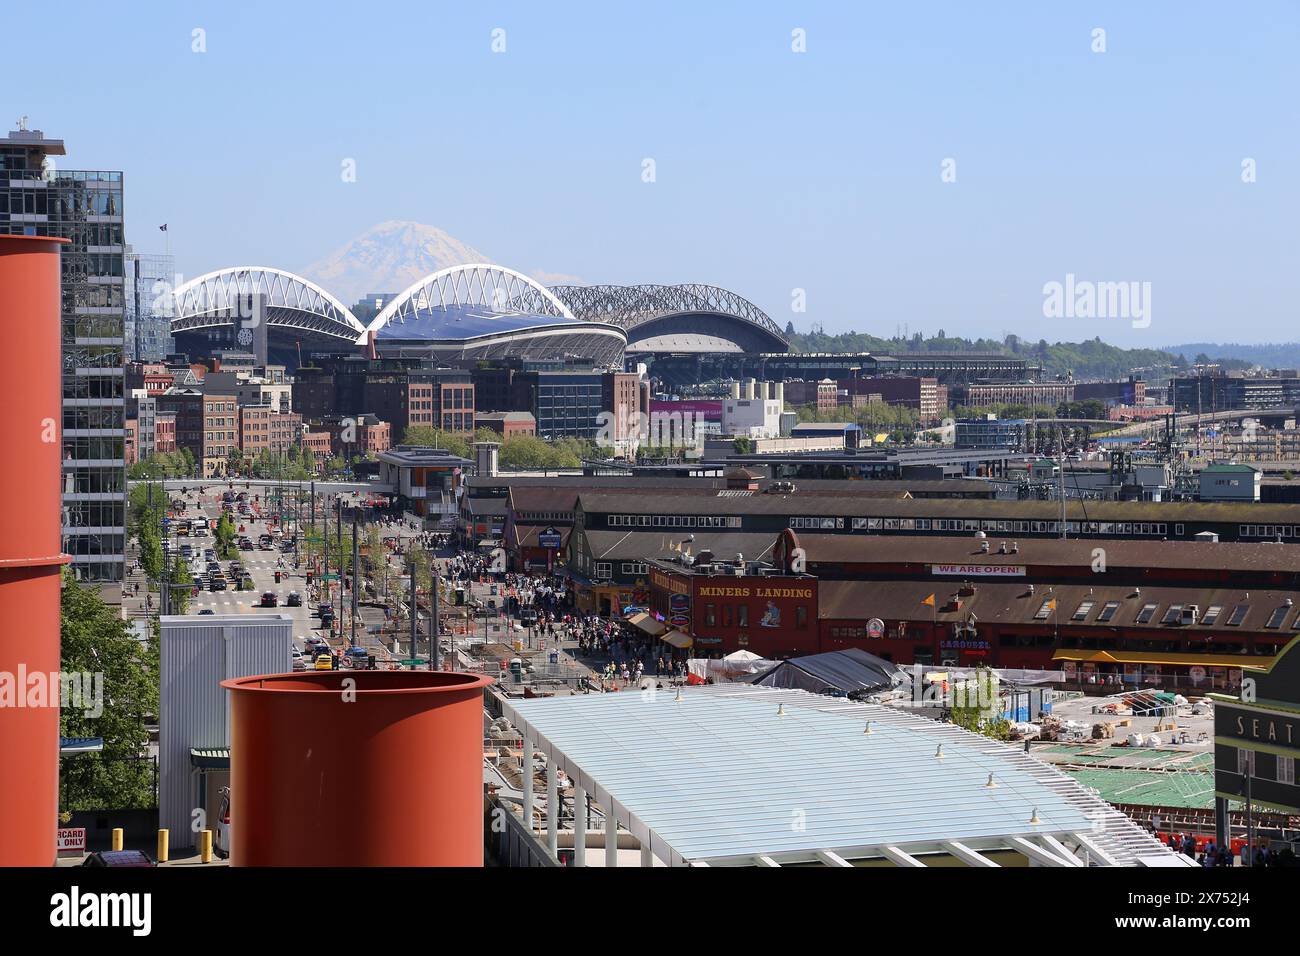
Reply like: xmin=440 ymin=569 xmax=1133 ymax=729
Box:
xmin=126 ymin=250 xmax=175 ymax=361
xmin=1 ymin=127 xmax=127 ymax=587
xmin=535 ymin=369 xmax=605 ymax=440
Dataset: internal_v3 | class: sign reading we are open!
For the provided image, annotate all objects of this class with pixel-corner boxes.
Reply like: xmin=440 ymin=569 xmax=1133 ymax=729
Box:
xmin=931 ymin=564 xmax=1026 ymax=577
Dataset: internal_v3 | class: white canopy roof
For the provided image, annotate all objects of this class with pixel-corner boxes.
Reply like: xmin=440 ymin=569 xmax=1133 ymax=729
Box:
xmin=502 ymin=684 xmax=1188 ymax=867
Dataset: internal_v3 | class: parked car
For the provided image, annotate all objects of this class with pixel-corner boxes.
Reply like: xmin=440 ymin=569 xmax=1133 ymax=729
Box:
xmin=81 ymin=850 xmax=156 ymax=868
xmin=214 ymin=787 xmax=231 ymax=859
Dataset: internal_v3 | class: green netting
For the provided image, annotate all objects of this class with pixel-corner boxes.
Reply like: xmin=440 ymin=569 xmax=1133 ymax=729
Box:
xmin=1063 ymin=768 xmax=1217 ymax=810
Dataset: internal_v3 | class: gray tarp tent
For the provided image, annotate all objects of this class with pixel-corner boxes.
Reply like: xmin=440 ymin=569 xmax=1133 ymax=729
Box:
xmin=747 ymin=648 xmax=904 ymax=695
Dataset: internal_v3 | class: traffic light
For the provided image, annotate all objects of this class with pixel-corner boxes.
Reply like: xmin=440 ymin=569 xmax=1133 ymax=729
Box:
xmin=306 ymin=572 xmax=313 ymax=586
xmin=274 ymin=570 xmax=281 ymax=583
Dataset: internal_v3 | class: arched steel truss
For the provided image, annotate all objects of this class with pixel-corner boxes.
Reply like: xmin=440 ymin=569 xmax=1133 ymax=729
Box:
xmin=171 ymin=266 xmax=365 ymax=342
xmin=548 ymin=283 xmax=787 ymax=345
xmin=363 ymin=263 xmax=575 ymax=342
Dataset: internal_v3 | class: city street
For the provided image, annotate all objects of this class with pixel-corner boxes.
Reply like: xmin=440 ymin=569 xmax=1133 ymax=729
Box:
xmin=123 ymin=483 xmax=601 ymax=683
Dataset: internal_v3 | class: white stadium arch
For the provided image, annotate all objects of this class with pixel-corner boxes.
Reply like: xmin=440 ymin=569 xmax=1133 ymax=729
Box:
xmin=172 ymin=266 xmax=365 ymax=342
xmin=360 ymin=263 xmax=576 ymax=343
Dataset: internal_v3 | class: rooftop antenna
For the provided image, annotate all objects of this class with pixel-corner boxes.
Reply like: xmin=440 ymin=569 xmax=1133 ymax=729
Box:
xmin=15 ymin=115 xmax=29 ymax=131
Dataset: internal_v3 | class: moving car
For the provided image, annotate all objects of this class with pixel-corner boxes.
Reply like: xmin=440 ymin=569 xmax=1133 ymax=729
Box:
xmin=260 ymin=591 xmax=277 ymax=608
xmin=286 ymin=591 xmax=302 ymax=607
xmin=198 ymin=609 xmax=215 ymax=615
xmin=314 ymin=654 xmax=334 ymax=671
xmin=209 ymin=577 xmax=227 ymax=591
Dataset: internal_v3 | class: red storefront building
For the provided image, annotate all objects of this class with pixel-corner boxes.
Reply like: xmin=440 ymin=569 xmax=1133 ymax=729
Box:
xmin=777 ymin=531 xmax=1294 ymax=692
xmin=648 ymin=557 xmax=819 ymax=659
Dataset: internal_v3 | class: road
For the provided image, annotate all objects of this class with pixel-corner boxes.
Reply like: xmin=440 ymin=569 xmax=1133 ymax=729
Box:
xmin=124 ymin=486 xmax=431 ymax=663
xmin=124 ymin=484 xmax=605 ymax=686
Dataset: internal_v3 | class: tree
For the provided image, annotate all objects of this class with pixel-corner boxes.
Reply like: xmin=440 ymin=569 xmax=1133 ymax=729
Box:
xmin=733 ymin=437 xmax=753 ymax=455
xmin=497 ymin=434 xmax=554 ymax=470
xmin=138 ymin=521 xmax=163 ymax=581
xmin=167 ymin=560 xmax=193 ymax=615
xmin=947 ymin=667 xmax=1011 ymax=740
xmin=403 ymin=425 xmax=471 ymax=458
xmin=59 ymin=572 xmax=159 ymax=810
xmin=364 ymin=522 xmax=390 ymax=599
xmin=214 ymin=512 xmax=238 ymax=559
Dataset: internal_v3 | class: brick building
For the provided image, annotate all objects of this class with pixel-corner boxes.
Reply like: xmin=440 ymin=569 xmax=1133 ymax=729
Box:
xmin=475 ymin=411 xmax=536 ymax=438
xmin=954 ymin=382 xmax=1075 ymax=408
xmin=154 ymin=412 xmax=176 ymax=453
xmin=302 ymin=430 xmax=332 ymax=465
xmin=839 ymin=376 xmax=942 ymax=419
xmin=291 ymin=357 xmax=473 ymax=439
xmin=201 ymin=394 xmax=239 ymax=477
xmin=321 ymin=414 xmax=391 ymax=457
xmin=783 ymin=379 xmax=838 ymax=412
xmin=239 ymin=405 xmax=304 ymax=455
xmin=124 ymin=418 xmax=138 ymax=467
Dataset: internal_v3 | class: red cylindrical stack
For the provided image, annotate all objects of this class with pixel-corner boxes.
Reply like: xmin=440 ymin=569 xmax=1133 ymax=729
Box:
xmin=222 ymin=670 xmax=493 ymax=866
xmin=0 ymin=235 xmax=71 ymax=867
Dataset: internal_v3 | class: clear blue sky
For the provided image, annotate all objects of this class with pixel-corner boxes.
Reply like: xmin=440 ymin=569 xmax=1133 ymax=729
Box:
xmin=8 ymin=0 xmax=1297 ymax=345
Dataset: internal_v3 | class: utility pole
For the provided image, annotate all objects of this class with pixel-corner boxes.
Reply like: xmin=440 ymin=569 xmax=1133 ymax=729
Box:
xmin=409 ymin=556 xmax=418 ymax=666
xmin=1058 ymin=449 xmax=1067 ymax=540
xmin=430 ymin=567 xmax=440 ymax=671
xmin=337 ymin=496 xmax=344 ymax=633
xmin=350 ymin=512 xmax=359 ymax=649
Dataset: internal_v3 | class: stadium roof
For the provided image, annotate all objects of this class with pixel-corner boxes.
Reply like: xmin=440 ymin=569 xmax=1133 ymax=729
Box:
xmin=501 ymin=684 xmax=1188 ymax=867
xmin=550 ymin=283 xmax=789 ymax=355
xmin=374 ymin=302 xmax=594 ymax=341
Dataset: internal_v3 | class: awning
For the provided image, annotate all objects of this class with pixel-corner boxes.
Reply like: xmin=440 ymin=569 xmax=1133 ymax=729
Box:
xmin=59 ymin=737 xmax=104 ymax=756
xmin=661 ymin=630 xmax=693 ymax=649
xmin=477 ymin=538 xmax=503 ymax=549
xmin=626 ymin=612 xmax=668 ymax=638
xmin=190 ymin=748 xmax=231 ymax=769
xmin=1052 ymin=650 xmax=1274 ymax=668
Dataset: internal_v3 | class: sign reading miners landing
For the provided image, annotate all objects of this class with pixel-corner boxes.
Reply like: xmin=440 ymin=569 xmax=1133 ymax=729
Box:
xmin=931 ymin=564 xmax=1026 ymax=577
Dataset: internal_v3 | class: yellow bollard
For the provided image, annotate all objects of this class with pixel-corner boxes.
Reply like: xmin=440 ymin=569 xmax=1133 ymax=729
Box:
xmin=199 ymin=829 xmax=213 ymax=863
xmin=156 ymin=828 xmax=169 ymax=863
xmin=111 ymin=828 xmax=123 ymax=851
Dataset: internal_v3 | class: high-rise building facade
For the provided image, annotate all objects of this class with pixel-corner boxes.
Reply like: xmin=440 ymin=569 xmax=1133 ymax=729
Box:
xmin=1 ymin=126 xmax=127 ymax=586
xmin=125 ymin=249 xmax=175 ymax=361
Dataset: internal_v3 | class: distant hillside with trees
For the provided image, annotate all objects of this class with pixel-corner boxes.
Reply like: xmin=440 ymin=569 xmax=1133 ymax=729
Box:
xmin=1160 ymin=342 xmax=1300 ymax=370
xmin=782 ymin=329 xmax=1188 ymax=381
